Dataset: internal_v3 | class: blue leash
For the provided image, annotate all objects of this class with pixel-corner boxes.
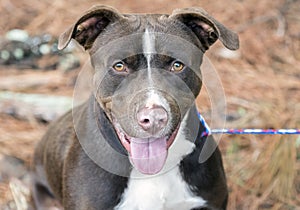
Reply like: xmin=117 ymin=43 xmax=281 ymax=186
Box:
xmin=198 ymin=113 xmax=300 ymax=137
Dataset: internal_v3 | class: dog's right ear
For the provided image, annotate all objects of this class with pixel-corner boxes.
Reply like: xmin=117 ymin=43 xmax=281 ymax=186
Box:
xmin=58 ymin=5 xmax=124 ymax=50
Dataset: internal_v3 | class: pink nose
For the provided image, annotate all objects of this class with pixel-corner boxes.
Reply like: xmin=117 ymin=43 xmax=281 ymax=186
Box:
xmin=136 ymin=107 xmax=168 ymax=134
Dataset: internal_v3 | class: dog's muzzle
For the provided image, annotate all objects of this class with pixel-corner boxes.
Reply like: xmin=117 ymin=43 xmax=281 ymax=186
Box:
xmin=107 ymin=89 xmax=180 ymax=175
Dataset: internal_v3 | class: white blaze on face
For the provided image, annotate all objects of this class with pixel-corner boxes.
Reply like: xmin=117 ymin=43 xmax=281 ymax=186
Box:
xmin=143 ymin=28 xmax=156 ymax=86
xmin=144 ymin=90 xmax=171 ymax=129
xmin=145 ymin=90 xmax=164 ymax=108
xmin=143 ymin=28 xmax=156 ymax=55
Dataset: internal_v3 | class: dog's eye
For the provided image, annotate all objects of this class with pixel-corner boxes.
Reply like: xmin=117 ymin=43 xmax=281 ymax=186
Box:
xmin=171 ymin=61 xmax=185 ymax=72
xmin=113 ymin=62 xmax=126 ymax=72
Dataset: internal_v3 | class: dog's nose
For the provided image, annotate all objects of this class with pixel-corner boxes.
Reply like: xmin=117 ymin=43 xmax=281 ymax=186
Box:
xmin=136 ymin=107 xmax=168 ymax=134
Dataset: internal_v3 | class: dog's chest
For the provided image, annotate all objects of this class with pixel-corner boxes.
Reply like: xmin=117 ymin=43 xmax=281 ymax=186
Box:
xmin=115 ymin=166 xmax=206 ymax=210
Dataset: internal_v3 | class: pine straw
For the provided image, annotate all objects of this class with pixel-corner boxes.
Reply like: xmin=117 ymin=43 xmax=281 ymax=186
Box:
xmin=223 ymin=42 xmax=299 ymax=209
xmin=216 ymin=2 xmax=300 ymax=207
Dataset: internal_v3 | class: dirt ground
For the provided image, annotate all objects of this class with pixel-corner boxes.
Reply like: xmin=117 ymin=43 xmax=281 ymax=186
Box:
xmin=0 ymin=0 xmax=299 ymax=209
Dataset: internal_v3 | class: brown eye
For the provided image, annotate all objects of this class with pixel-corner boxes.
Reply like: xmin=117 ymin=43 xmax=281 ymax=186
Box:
xmin=113 ymin=62 xmax=126 ymax=72
xmin=171 ymin=61 xmax=185 ymax=72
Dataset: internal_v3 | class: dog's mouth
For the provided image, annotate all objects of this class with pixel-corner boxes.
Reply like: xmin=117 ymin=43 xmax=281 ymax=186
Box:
xmin=112 ymin=120 xmax=179 ymax=175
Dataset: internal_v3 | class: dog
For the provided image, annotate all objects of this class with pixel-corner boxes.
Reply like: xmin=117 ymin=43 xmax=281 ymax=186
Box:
xmin=32 ymin=5 xmax=239 ymax=210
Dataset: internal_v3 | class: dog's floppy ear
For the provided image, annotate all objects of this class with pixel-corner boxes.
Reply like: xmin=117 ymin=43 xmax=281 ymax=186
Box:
xmin=58 ymin=5 xmax=124 ymax=50
xmin=169 ymin=7 xmax=239 ymax=51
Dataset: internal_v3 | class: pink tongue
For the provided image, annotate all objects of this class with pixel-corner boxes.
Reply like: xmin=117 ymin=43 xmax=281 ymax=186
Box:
xmin=130 ymin=137 xmax=168 ymax=175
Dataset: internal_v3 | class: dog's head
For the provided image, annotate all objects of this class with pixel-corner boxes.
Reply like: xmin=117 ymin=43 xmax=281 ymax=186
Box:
xmin=59 ymin=5 xmax=239 ymax=175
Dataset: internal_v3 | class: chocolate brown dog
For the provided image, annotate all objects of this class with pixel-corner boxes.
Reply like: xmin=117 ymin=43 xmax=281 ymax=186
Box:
xmin=32 ymin=5 xmax=239 ymax=210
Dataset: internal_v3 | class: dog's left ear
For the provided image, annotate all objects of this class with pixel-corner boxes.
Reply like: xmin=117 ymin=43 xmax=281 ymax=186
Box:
xmin=169 ymin=7 xmax=239 ymax=51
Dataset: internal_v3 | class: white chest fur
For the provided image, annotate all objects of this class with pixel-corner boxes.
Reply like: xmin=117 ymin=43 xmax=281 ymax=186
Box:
xmin=115 ymin=166 xmax=206 ymax=210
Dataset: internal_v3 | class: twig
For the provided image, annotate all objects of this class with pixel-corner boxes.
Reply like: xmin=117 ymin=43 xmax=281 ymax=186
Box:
xmin=249 ymin=179 xmax=278 ymax=210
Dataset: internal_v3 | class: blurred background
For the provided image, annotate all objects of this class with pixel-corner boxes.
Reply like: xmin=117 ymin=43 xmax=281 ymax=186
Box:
xmin=0 ymin=0 xmax=299 ymax=209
